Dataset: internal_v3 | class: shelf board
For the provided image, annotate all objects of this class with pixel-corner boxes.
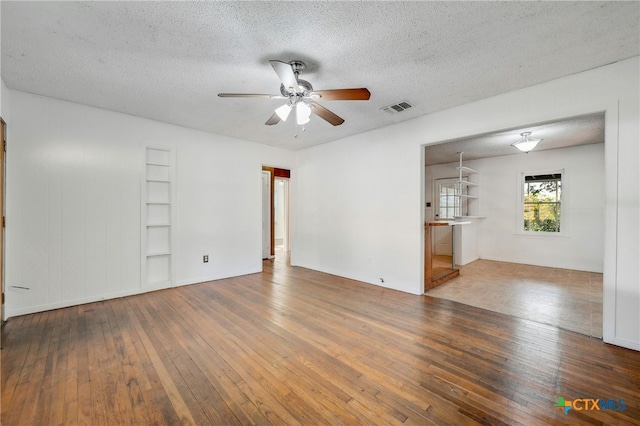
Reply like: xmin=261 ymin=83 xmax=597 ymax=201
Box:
xmin=147 ymin=251 xmax=171 ymax=257
xmin=457 ymin=166 xmax=478 ymax=174
xmin=147 ymin=202 xmax=171 ymax=205
xmin=146 ymin=179 xmax=171 ymax=183
xmin=147 ymin=223 xmax=171 ymax=227
xmin=459 ymin=195 xmax=479 ymax=199
xmin=454 ymin=215 xmax=487 ymax=219
xmin=146 ymin=162 xmax=170 ymax=167
xmin=457 ymin=180 xmax=478 ymax=186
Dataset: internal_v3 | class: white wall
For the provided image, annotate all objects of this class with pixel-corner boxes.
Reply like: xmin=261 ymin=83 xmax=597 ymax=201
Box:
xmin=293 ymin=57 xmax=639 ymax=350
xmin=4 ymin=89 xmax=294 ymax=317
xmin=426 ymin=144 xmax=605 ymax=272
xmin=292 ymin=130 xmax=421 ymax=293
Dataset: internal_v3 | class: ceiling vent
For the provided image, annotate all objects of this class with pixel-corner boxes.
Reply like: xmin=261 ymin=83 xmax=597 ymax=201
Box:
xmin=382 ymin=101 xmax=413 ymax=114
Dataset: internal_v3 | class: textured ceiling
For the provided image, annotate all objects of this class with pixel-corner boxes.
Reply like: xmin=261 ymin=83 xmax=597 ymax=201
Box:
xmin=2 ymin=2 xmax=638 ymax=151
xmin=424 ymin=112 xmax=605 ymax=166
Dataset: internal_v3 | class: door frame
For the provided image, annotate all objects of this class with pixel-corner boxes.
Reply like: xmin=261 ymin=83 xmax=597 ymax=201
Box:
xmin=274 ymin=177 xmax=290 ymax=252
xmin=262 ymin=166 xmax=291 ymax=258
xmin=1 ymin=118 xmax=5 ymax=323
xmin=261 ymin=169 xmax=272 ymax=259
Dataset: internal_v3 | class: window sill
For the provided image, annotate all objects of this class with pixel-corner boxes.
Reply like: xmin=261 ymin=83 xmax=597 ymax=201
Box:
xmin=516 ymin=232 xmax=571 ymax=239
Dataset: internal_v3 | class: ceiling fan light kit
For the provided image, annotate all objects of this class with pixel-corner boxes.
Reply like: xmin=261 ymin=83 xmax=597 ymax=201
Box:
xmin=275 ymin=104 xmax=292 ymax=121
xmin=512 ymin=131 xmax=542 ymax=153
xmin=218 ymin=60 xmax=370 ymax=129
xmin=296 ymin=102 xmax=311 ymax=125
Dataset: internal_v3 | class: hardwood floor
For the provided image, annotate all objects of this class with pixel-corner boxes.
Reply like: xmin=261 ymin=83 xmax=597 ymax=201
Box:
xmin=427 ymin=257 xmax=603 ymax=338
xmin=2 ymin=256 xmax=639 ymax=425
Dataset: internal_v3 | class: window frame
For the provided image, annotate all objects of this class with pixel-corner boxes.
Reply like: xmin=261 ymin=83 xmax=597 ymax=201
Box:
xmin=518 ymin=169 xmax=568 ymax=237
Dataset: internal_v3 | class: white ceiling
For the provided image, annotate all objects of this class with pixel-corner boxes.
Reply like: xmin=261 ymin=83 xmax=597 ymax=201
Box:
xmin=2 ymin=2 xmax=638 ymax=151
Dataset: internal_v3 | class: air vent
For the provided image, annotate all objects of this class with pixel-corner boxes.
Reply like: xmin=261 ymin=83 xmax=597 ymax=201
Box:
xmin=381 ymin=101 xmax=414 ymax=114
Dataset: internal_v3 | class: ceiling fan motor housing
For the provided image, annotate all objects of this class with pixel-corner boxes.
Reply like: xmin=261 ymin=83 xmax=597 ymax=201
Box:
xmin=279 ymin=61 xmax=313 ymax=96
xmin=280 ymin=79 xmax=313 ymax=97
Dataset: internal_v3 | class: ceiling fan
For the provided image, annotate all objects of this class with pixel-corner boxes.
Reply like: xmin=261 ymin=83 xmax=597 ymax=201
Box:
xmin=218 ymin=60 xmax=370 ymax=127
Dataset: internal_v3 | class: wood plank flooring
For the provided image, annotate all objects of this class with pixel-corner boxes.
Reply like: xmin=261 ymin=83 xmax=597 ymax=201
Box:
xmin=2 ymin=256 xmax=640 ymax=425
xmin=428 ymin=257 xmax=603 ymax=338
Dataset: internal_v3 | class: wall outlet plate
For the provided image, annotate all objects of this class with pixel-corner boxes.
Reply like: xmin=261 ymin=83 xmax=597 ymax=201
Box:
xmin=203 ymin=255 xmax=209 ymax=263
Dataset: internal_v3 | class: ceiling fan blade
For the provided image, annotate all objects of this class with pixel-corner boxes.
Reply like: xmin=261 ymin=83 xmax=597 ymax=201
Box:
xmin=218 ymin=93 xmax=285 ymax=99
xmin=270 ymin=60 xmax=299 ymax=93
xmin=311 ymin=88 xmax=371 ymax=101
xmin=265 ymin=113 xmax=281 ymax=126
xmin=310 ymin=102 xmax=345 ymax=126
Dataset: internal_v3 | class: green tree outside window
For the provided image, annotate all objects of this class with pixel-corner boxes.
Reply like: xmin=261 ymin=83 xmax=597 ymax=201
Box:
xmin=523 ymin=173 xmax=562 ymax=232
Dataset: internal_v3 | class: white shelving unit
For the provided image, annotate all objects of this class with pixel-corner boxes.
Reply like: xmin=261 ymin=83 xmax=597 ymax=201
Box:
xmin=143 ymin=147 xmax=175 ymax=290
xmin=455 ymin=152 xmax=484 ymax=218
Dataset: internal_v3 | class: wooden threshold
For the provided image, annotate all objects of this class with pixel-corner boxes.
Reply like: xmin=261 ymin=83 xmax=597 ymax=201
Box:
xmin=430 ymin=267 xmax=460 ymax=287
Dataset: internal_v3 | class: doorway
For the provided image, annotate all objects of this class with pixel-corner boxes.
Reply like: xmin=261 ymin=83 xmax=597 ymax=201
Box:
xmin=433 ymin=177 xmax=462 ymax=257
xmin=262 ymin=166 xmax=291 ymax=260
xmin=423 ymin=113 xmax=605 ymax=338
xmin=274 ymin=177 xmax=289 ymax=254
xmin=261 ymin=170 xmax=272 ymax=259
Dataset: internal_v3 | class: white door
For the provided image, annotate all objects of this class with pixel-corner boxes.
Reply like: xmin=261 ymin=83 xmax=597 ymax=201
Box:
xmin=262 ymin=171 xmax=271 ymax=259
xmin=274 ymin=178 xmax=289 ymax=252
xmin=434 ymin=178 xmax=460 ymax=255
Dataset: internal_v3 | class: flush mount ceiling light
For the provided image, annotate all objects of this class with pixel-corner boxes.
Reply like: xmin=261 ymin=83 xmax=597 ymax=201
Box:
xmin=512 ymin=131 xmax=542 ymax=153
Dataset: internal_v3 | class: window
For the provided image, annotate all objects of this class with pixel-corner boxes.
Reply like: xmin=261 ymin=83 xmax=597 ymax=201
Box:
xmin=435 ymin=178 xmax=462 ymax=219
xmin=523 ymin=172 xmax=562 ymax=232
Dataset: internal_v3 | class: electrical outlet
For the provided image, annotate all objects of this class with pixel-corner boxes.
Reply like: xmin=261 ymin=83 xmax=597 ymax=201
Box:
xmin=203 ymin=255 xmax=209 ymax=263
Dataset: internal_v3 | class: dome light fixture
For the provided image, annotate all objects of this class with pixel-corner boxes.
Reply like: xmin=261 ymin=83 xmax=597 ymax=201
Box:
xmin=511 ymin=131 xmax=542 ymax=153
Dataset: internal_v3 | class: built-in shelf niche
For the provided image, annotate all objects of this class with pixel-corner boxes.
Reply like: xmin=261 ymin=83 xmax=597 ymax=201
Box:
xmin=143 ymin=147 xmax=174 ymax=290
xmin=455 ymin=153 xmax=485 ymax=218
xmin=147 ymin=202 xmax=171 ymax=226
xmin=147 ymin=181 xmax=171 ymax=203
